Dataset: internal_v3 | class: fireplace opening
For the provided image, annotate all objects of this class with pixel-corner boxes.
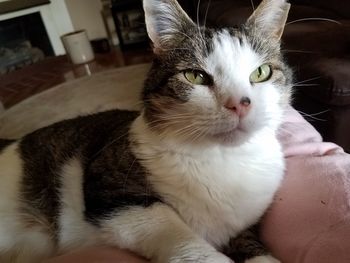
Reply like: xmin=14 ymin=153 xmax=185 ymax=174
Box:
xmin=0 ymin=12 xmax=54 ymax=74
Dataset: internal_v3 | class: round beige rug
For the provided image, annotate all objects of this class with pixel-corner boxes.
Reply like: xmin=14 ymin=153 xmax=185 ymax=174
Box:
xmin=0 ymin=63 xmax=151 ymax=139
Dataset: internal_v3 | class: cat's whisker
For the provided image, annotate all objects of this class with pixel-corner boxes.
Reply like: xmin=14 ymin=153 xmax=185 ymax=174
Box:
xmin=293 ymin=76 xmax=322 ymax=85
xmin=145 ymin=120 xmax=192 ymax=137
xmin=91 ymin=132 xmax=129 ymax=159
xmin=293 ymin=83 xmax=319 ymax=87
xmin=161 ymin=47 xmax=193 ymax=52
xmin=191 ymin=126 xmax=209 ymax=142
xmin=178 ymin=124 xmax=205 ymax=143
xmin=304 ymin=109 xmax=331 ymax=116
xmin=124 ymin=158 xmax=137 ymax=194
xmin=297 ymin=110 xmax=328 ymax=122
xmin=297 ymin=109 xmax=331 ymax=118
xmin=187 ymin=131 xmax=203 ymax=143
xmin=196 ymin=0 xmax=201 ymax=27
xmin=196 ymin=0 xmax=202 ymax=33
xmin=177 ymin=127 xmax=200 ymax=141
xmin=286 ymin=17 xmax=341 ymax=26
xmin=282 ymin=49 xmax=316 ymax=54
xmin=250 ymin=0 xmax=255 ymax=11
xmin=196 ymin=0 xmax=207 ymax=49
xmin=203 ymin=0 xmax=212 ymax=31
xmin=167 ymin=122 xmax=196 ymax=134
xmin=156 ymin=114 xmax=196 ymax=120
xmin=171 ymin=29 xmax=194 ymax=42
xmin=145 ymin=116 xmax=188 ymax=126
xmin=155 ymin=119 xmax=204 ymax=141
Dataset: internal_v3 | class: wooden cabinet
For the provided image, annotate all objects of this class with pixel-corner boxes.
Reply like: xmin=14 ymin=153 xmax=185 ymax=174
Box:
xmin=111 ymin=0 xmax=149 ymax=50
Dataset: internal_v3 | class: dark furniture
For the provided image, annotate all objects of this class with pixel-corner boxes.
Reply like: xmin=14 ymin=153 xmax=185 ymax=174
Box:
xmin=179 ymin=0 xmax=350 ymax=152
xmin=111 ymin=0 xmax=149 ymax=50
xmin=0 ymin=0 xmax=50 ymax=15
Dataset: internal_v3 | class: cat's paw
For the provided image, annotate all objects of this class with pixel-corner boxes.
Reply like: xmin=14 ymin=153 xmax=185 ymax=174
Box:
xmin=203 ymin=252 xmax=234 ymax=263
xmin=245 ymin=255 xmax=281 ymax=263
xmin=170 ymin=251 xmax=233 ymax=263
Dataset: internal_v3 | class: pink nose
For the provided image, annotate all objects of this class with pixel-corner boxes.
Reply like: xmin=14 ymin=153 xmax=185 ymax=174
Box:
xmin=224 ymin=96 xmax=251 ymax=118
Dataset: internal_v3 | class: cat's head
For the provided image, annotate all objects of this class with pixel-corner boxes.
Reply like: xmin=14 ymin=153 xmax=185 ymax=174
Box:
xmin=142 ymin=0 xmax=292 ymax=146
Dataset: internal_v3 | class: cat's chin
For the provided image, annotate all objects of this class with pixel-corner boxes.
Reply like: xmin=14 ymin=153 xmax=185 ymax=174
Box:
xmin=210 ymin=127 xmax=253 ymax=147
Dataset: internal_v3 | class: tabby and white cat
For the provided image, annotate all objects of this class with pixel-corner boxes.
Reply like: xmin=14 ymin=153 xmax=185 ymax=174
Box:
xmin=0 ymin=0 xmax=292 ymax=262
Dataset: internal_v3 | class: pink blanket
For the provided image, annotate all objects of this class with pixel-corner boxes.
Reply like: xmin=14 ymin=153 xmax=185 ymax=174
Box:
xmin=262 ymin=107 xmax=350 ymax=263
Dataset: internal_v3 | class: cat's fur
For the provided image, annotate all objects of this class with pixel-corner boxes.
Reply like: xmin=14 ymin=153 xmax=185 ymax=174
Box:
xmin=0 ymin=0 xmax=292 ymax=262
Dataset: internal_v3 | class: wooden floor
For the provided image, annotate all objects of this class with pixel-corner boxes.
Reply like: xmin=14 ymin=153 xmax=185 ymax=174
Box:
xmin=0 ymin=47 xmax=153 ymax=109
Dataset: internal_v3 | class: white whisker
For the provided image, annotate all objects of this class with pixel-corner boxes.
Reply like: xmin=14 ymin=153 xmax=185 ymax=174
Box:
xmin=300 ymin=109 xmax=330 ymax=117
xmin=297 ymin=110 xmax=329 ymax=122
xmin=293 ymin=83 xmax=320 ymax=87
xmin=91 ymin=132 xmax=129 ymax=158
xmin=123 ymin=158 xmax=137 ymax=194
xmin=286 ymin=18 xmax=341 ymax=26
xmin=171 ymin=29 xmax=195 ymax=42
xmin=203 ymin=0 xmax=212 ymax=30
xmin=282 ymin=49 xmax=316 ymax=54
xmin=293 ymin=76 xmax=322 ymax=85
xmin=250 ymin=0 xmax=255 ymax=11
xmin=196 ymin=0 xmax=206 ymax=47
xmin=162 ymin=47 xmax=193 ymax=52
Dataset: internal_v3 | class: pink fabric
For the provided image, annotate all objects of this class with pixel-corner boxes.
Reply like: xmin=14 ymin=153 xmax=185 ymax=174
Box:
xmin=261 ymin=107 xmax=350 ymax=263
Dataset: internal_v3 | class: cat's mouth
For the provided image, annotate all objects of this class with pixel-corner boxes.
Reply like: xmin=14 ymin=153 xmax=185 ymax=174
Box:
xmin=213 ymin=126 xmax=245 ymax=137
xmin=211 ymin=124 xmax=246 ymax=139
xmin=207 ymin=120 xmax=253 ymax=145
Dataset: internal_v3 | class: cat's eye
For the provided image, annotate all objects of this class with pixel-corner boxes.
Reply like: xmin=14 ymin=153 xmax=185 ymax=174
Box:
xmin=184 ymin=70 xmax=211 ymax=86
xmin=249 ymin=64 xmax=272 ymax=83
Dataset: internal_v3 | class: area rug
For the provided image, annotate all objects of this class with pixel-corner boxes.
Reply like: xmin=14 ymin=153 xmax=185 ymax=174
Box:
xmin=0 ymin=63 xmax=150 ymax=138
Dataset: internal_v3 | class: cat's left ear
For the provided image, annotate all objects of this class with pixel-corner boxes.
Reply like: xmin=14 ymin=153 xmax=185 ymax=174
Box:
xmin=246 ymin=0 xmax=290 ymax=40
xmin=143 ymin=0 xmax=195 ymax=53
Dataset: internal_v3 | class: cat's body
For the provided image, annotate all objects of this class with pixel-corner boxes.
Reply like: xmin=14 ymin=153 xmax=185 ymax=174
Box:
xmin=0 ymin=0 xmax=292 ymax=262
xmin=131 ymin=113 xmax=284 ymax=248
xmin=0 ymin=110 xmax=283 ymax=262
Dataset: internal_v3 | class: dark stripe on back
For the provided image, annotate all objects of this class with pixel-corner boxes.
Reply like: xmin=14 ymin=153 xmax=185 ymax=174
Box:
xmin=83 ymin=129 xmax=161 ymax=225
xmin=19 ymin=110 xmax=160 ymax=235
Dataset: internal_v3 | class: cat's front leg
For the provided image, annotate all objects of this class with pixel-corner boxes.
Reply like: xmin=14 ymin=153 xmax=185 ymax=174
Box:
xmin=99 ymin=203 xmax=232 ymax=263
xmin=223 ymin=226 xmax=280 ymax=263
xmin=245 ymin=255 xmax=280 ymax=263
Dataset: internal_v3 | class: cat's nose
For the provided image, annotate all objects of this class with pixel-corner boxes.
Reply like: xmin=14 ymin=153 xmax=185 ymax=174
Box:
xmin=240 ymin=96 xmax=251 ymax=106
xmin=224 ymin=96 xmax=251 ymax=117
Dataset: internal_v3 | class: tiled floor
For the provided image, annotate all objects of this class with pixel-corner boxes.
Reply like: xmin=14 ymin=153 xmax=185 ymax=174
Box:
xmin=0 ymin=47 xmax=153 ymax=109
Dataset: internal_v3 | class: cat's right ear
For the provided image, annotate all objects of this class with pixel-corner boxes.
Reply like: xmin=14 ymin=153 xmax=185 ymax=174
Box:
xmin=246 ymin=0 xmax=290 ymax=40
xmin=143 ymin=0 xmax=195 ymax=54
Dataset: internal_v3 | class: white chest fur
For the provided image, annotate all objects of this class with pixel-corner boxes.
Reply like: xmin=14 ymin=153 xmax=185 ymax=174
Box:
xmin=131 ymin=116 xmax=284 ymax=248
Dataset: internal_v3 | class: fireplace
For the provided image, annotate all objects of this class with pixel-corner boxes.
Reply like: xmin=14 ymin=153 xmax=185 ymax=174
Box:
xmin=0 ymin=11 xmax=54 ymax=74
xmin=0 ymin=0 xmax=75 ymax=74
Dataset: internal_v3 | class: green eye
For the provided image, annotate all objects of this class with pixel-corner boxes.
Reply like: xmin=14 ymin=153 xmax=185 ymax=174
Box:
xmin=250 ymin=64 xmax=272 ymax=83
xmin=184 ymin=70 xmax=211 ymax=85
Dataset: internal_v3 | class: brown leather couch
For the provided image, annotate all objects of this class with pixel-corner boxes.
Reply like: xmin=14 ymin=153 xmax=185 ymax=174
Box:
xmin=179 ymin=0 xmax=350 ymax=152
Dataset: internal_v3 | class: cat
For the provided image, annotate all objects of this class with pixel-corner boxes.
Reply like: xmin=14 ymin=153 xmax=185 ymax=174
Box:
xmin=0 ymin=0 xmax=292 ymax=262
